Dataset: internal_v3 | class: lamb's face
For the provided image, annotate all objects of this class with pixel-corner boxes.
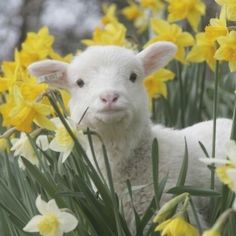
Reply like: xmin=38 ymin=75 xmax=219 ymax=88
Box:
xmin=67 ymin=46 xmax=147 ymax=128
xmin=28 ymin=42 xmax=176 ymax=130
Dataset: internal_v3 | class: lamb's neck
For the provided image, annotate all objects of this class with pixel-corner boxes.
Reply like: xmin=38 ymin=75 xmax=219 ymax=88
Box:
xmin=91 ymin=119 xmax=153 ymax=178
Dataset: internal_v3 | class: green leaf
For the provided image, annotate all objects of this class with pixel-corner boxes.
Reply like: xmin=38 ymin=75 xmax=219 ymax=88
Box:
xmin=167 ymin=185 xmax=221 ymax=197
xmin=176 ymin=138 xmax=188 ymax=186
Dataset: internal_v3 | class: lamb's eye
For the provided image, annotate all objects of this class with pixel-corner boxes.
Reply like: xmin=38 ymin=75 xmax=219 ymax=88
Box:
xmin=76 ymin=79 xmax=84 ymax=88
xmin=129 ymin=72 xmax=137 ymax=83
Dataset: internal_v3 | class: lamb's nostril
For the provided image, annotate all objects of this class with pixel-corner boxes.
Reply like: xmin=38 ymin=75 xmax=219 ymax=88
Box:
xmin=112 ymin=95 xmax=119 ymax=102
xmin=100 ymin=93 xmax=119 ymax=104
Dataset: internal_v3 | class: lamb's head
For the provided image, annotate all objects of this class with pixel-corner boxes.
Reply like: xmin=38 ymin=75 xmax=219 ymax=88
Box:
xmin=28 ymin=42 xmax=176 ymax=132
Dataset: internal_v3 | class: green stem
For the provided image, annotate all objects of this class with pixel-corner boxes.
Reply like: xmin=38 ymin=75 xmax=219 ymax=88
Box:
xmin=198 ymin=63 xmax=207 ymax=121
xmin=211 ymin=61 xmax=219 ymax=190
xmin=230 ymin=96 xmax=236 ymax=141
xmin=176 ymin=62 xmax=185 ymax=128
xmin=189 ymin=197 xmax=202 ymax=234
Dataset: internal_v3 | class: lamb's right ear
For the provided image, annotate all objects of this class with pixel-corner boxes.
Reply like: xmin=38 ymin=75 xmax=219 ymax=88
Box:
xmin=137 ymin=42 xmax=177 ymax=76
xmin=28 ymin=60 xmax=70 ymax=89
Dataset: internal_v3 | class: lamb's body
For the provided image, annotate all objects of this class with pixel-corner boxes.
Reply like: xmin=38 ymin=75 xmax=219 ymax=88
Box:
xmin=28 ymin=42 xmax=232 ymax=230
xmin=87 ymin=118 xmax=231 ymax=224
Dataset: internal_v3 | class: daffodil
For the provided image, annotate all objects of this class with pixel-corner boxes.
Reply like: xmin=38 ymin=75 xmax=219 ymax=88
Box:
xmin=11 ymin=132 xmax=38 ymax=166
xmin=82 ymin=21 xmax=128 ymax=47
xmin=21 ymin=27 xmax=54 ymax=64
xmin=200 ymin=140 xmax=236 ymax=192
xmin=144 ymin=69 xmax=175 ymax=98
xmin=155 ymin=216 xmax=199 ymax=236
xmin=187 ymin=33 xmax=216 ymax=70
xmin=101 ymin=4 xmax=118 ymax=25
xmin=122 ymin=2 xmax=148 ymax=33
xmin=7 ymin=86 xmax=54 ymax=132
xmin=146 ymin=19 xmax=194 ymax=63
xmin=215 ymin=31 xmax=236 ymax=72
xmin=215 ymin=0 xmax=236 ymax=22
xmin=205 ymin=18 xmax=228 ymax=42
xmin=49 ymin=117 xmax=82 ymax=163
xmin=153 ymin=193 xmax=189 ymax=223
xmin=122 ymin=2 xmax=142 ymax=21
xmin=23 ymin=195 xmax=78 ymax=236
xmin=166 ymin=0 xmax=205 ymax=31
xmin=140 ymin=0 xmax=164 ymax=11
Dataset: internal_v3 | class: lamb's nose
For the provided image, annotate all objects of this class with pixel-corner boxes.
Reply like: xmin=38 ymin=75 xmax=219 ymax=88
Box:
xmin=100 ymin=93 xmax=119 ymax=105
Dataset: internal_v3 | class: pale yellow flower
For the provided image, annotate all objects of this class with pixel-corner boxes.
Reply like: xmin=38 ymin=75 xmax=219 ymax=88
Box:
xmin=167 ymin=0 xmax=205 ymax=31
xmin=200 ymin=140 xmax=236 ymax=193
xmin=49 ymin=117 xmax=83 ymax=163
xmin=215 ymin=0 xmax=236 ymax=22
xmin=23 ymin=195 xmax=78 ymax=236
xmin=11 ymin=133 xmax=38 ymax=166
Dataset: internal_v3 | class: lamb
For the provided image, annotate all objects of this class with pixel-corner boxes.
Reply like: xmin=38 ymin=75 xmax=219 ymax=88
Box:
xmin=28 ymin=42 xmax=232 ymax=230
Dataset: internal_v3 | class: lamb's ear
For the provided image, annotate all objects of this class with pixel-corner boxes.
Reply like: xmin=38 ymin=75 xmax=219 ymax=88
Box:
xmin=28 ymin=60 xmax=70 ymax=89
xmin=137 ymin=42 xmax=177 ymax=76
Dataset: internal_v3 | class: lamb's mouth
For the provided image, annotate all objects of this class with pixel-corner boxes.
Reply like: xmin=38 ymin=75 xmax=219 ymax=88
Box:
xmin=94 ymin=109 xmax=127 ymax=124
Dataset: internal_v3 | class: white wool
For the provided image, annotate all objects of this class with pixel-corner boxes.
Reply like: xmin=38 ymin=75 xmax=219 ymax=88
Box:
xmin=28 ymin=43 xmax=232 ymax=230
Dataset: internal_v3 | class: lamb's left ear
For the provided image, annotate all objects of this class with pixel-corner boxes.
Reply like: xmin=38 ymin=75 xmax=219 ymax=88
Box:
xmin=28 ymin=60 xmax=70 ymax=89
xmin=137 ymin=42 xmax=177 ymax=76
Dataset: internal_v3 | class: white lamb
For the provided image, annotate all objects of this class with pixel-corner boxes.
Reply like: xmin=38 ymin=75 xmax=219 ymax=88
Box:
xmin=28 ymin=42 xmax=232 ymax=229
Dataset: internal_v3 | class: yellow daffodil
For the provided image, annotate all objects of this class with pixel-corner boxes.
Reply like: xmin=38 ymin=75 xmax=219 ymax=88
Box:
xmin=6 ymin=86 xmax=54 ymax=132
xmin=144 ymin=69 xmax=175 ymax=99
xmin=82 ymin=21 xmax=128 ymax=47
xmin=166 ymin=0 xmax=205 ymax=31
xmin=23 ymin=195 xmax=78 ymax=236
xmin=122 ymin=2 xmax=142 ymax=21
xmin=11 ymin=132 xmax=38 ymax=166
xmin=215 ymin=31 xmax=236 ymax=72
xmin=215 ymin=0 xmax=236 ymax=22
xmin=140 ymin=0 xmax=164 ymax=11
xmin=146 ymin=19 xmax=194 ymax=63
xmin=155 ymin=216 xmax=199 ymax=236
xmin=20 ymin=27 xmax=54 ymax=68
xmin=202 ymin=228 xmax=221 ymax=236
xmin=205 ymin=18 xmax=228 ymax=42
xmin=49 ymin=117 xmax=83 ymax=163
xmin=122 ymin=2 xmax=148 ymax=33
xmin=187 ymin=33 xmax=216 ymax=70
xmin=101 ymin=4 xmax=118 ymax=25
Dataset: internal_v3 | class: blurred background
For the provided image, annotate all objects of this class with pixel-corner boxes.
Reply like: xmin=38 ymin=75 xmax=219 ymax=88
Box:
xmin=0 ymin=0 xmax=218 ymax=61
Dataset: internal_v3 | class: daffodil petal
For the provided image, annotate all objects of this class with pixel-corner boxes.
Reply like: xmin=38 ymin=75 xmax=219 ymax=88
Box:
xmin=58 ymin=212 xmax=78 ymax=233
xmin=23 ymin=215 xmax=42 ymax=232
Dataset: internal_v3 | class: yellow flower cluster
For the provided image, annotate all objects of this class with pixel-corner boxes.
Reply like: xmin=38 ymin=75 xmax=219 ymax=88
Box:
xmin=0 ymin=27 xmax=72 ymax=133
